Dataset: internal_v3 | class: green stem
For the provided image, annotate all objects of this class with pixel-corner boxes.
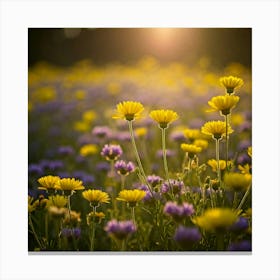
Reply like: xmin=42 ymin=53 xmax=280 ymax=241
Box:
xmin=90 ymin=206 xmax=96 ymax=251
xmin=161 ymin=128 xmax=174 ymax=199
xmin=67 ymin=195 xmax=72 ymax=227
xmin=232 ymin=192 xmax=238 ymax=209
xmin=131 ymin=207 xmax=136 ymax=225
xmin=215 ymin=138 xmax=221 ymax=182
xmin=28 ymin=214 xmax=43 ymax=249
xmin=237 ymin=185 xmax=251 ymax=211
xmin=128 ymin=121 xmax=153 ymax=194
xmin=225 ymin=114 xmax=229 ymax=169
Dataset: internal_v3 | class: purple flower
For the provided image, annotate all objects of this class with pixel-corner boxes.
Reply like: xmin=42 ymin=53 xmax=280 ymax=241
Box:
xmin=101 ymin=144 xmax=123 ymax=161
xmin=156 ymin=149 xmax=176 ymax=158
xmin=57 ymin=146 xmax=75 ymax=156
xmin=230 ymin=217 xmax=249 ymax=232
xmin=95 ymin=162 xmax=111 ymax=172
xmin=61 ymin=228 xmax=81 ymax=239
xmin=228 ymin=240 xmax=251 ymax=251
xmin=164 ymin=201 xmax=194 ymax=222
xmin=174 ymin=226 xmax=201 ymax=248
xmin=147 ymin=175 xmax=162 ymax=188
xmin=138 ymin=185 xmax=161 ymax=203
xmin=92 ymin=126 xmax=112 ymax=139
xmin=104 ymin=220 xmax=136 ymax=240
xmin=170 ymin=131 xmax=185 ymax=142
xmin=161 ymin=179 xmax=184 ymax=195
xmin=114 ymin=160 xmax=135 ymax=176
xmin=28 ymin=164 xmax=44 ymax=176
xmin=113 ymin=131 xmax=131 ymax=142
xmin=39 ymin=159 xmax=64 ymax=170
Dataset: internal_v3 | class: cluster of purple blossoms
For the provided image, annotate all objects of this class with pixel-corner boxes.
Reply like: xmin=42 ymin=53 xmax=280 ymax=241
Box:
xmin=101 ymin=144 xmax=123 ymax=161
xmin=174 ymin=226 xmax=201 ymax=248
xmin=114 ymin=160 xmax=135 ymax=176
xmin=138 ymin=185 xmax=161 ymax=203
xmin=147 ymin=175 xmax=162 ymax=188
xmin=161 ymin=179 xmax=184 ymax=195
xmin=61 ymin=228 xmax=81 ymax=239
xmin=164 ymin=201 xmax=195 ymax=222
xmin=104 ymin=220 xmax=136 ymax=240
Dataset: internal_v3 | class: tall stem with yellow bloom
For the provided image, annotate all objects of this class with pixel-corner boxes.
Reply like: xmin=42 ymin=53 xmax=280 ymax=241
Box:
xmin=215 ymin=138 xmax=221 ymax=182
xmin=128 ymin=121 xmax=152 ymax=193
xmin=161 ymin=128 xmax=172 ymax=191
xmin=90 ymin=205 xmax=97 ymax=251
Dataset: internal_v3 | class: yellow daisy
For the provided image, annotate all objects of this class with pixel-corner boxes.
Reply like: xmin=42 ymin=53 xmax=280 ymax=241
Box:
xmin=112 ymin=101 xmax=144 ymax=121
xmin=55 ymin=178 xmax=85 ymax=194
xmin=193 ymin=139 xmax=209 ymax=150
xmin=220 ymin=75 xmax=244 ymax=94
xmin=38 ymin=175 xmax=61 ymax=191
xmin=82 ymin=189 xmax=110 ymax=206
xmin=117 ymin=189 xmax=146 ymax=207
xmin=149 ymin=109 xmax=179 ymax=129
xmin=80 ymin=144 xmax=98 ymax=157
xmin=46 ymin=195 xmax=67 ymax=208
xmin=193 ymin=208 xmax=238 ymax=232
xmin=207 ymin=159 xmax=228 ymax=172
xmin=87 ymin=211 xmax=105 ymax=225
xmin=180 ymin=143 xmax=202 ymax=158
xmin=207 ymin=95 xmax=240 ymax=115
xmin=201 ymin=121 xmax=233 ymax=140
xmin=238 ymin=164 xmax=251 ymax=174
xmin=223 ymin=172 xmax=252 ymax=192
xmin=183 ymin=128 xmax=202 ymax=141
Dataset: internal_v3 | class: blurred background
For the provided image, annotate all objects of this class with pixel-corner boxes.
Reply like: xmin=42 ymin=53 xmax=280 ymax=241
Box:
xmin=28 ymin=28 xmax=251 ymax=68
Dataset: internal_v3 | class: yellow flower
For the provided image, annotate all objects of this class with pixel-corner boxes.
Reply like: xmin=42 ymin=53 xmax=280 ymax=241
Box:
xmin=207 ymin=95 xmax=240 ymax=115
xmin=223 ymin=172 xmax=252 ymax=192
xmin=38 ymin=175 xmax=61 ymax=191
xmin=82 ymin=189 xmax=110 ymax=206
xmin=201 ymin=121 xmax=233 ymax=140
xmin=248 ymin=146 xmax=252 ymax=157
xmin=183 ymin=128 xmax=202 ymax=141
xmin=181 ymin=143 xmax=202 ymax=158
xmin=73 ymin=121 xmax=91 ymax=132
xmin=149 ymin=109 xmax=179 ymax=129
xmin=48 ymin=206 xmax=66 ymax=218
xmin=80 ymin=144 xmax=98 ymax=157
xmin=46 ymin=195 xmax=67 ymax=208
xmin=82 ymin=110 xmax=97 ymax=123
xmin=117 ymin=189 xmax=146 ymax=206
xmin=220 ymin=75 xmax=244 ymax=94
xmin=63 ymin=210 xmax=81 ymax=226
xmin=207 ymin=159 xmax=228 ymax=172
xmin=135 ymin=127 xmax=148 ymax=138
xmin=55 ymin=178 xmax=85 ymax=193
xmin=231 ymin=113 xmax=245 ymax=126
xmin=238 ymin=164 xmax=251 ymax=174
xmin=194 ymin=208 xmax=238 ymax=232
xmin=87 ymin=211 xmax=105 ymax=225
xmin=112 ymin=101 xmax=144 ymax=121
xmin=193 ymin=139 xmax=209 ymax=150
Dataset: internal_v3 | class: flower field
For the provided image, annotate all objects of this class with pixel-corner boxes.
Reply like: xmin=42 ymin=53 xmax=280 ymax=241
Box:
xmin=28 ymin=57 xmax=252 ymax=252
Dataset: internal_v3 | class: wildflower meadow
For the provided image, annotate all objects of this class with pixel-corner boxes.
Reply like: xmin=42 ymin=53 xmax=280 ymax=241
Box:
xmin=28 ymin=30 xmax=252 ymax=252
